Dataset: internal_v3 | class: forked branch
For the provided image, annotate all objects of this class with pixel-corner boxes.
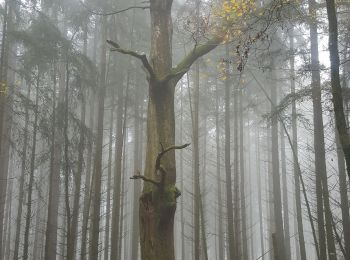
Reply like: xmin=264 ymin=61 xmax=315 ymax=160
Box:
xmin=107 ymin=40 xmax=155 ymax=79
xmin=155 ymin=143 xmax=191 ymax=171
xmin=130 ymin=143 xmax=191 ymax=188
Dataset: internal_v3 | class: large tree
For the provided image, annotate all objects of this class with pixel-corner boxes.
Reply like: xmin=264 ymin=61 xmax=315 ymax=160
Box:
xmin=109 ymin=0 xmax=224 ymax=258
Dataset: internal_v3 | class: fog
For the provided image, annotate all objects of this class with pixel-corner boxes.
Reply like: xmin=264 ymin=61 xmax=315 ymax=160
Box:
xmin=0 ymin=0 xmax=349 ymax=260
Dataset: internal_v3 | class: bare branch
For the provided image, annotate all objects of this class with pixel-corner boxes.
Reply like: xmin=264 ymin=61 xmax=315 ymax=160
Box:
xmin=168 ymin=36 xmax=225 ymax=82
xmin=107 ymin=40 xmax=155 ymax=79
xmin=78 ymin=0 xmax=149 ymax=16
xmin=130 ymin=172 xmax=160 ymax=187
xmin=155 ymin=143 xmax=191 ymax=171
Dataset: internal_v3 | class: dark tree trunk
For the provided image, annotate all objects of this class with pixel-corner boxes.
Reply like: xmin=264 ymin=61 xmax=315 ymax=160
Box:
xmin=239 ymin=86 xmax=248 ymax=260
xmin=256 ymin=128 xmax=265 ymax=260
xmin=224 ymin=47 xmax=236 ymax=260
xmin=23 ymin=72 xmax=40 ymax=260
xmin=309 ymin=2 xmax=337 ymax=257
xmin=110 ymin=70 xmax=125 ymax=260
xmin=280 ymin=126 xmax=291 ymax=260
xmin=215 ymin=82 xmax=224 ymax=260
xmin=89 ymin=14 xmax=108 ymax=260
xmin=13 ymin=83 xmax=31 ymax=260
xmin=193 ymin=60 xmax=201 ymax=260
xmin=289 ymin=29 xmax=307 ymax=260
xmin=325 ymin=0 xmax=350 ymax=184
xmin=270 ymin=66 xmax=286 ymax=260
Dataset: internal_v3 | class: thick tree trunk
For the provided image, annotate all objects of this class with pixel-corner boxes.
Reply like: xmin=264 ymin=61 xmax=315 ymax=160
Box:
xmin=325 ymin=0 xmax=350 ymax=184
xmin=106 ymin=1 xmax=223 ymax=258
xmin=139 ymin=79 xmax=178 ymax=260
xmin=335 ymin=131 xmax=350 ymax=259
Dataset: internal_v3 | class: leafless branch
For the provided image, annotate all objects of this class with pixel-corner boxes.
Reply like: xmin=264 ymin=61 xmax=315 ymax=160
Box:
xmin=155 ymin=143 xmax=191 ymax=172
xmin=107 ymin=40 xmax=155 ymax=79
xmin=130 ymin=171 xmax=160 ymax=187
xmin=78 ymin=0 xmax=149 ymax=16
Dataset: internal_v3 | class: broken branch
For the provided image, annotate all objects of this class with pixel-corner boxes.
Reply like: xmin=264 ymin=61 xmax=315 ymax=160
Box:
xmin=130 ymin=172 xmax=160 ymax=187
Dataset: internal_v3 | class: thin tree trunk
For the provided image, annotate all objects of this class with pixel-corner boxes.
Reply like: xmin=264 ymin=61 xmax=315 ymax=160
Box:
xmin=23 ymin=72 xmax=40 ymax=260
xmin=270 ymin=65 xmax=286 ymax=260
xmin=89 ymin=13 xmax=108 ymax=260
xmin=131 ymin=77 xmax=142 ymax=260
xmin=81 ymin=89 xmax=95 ymax=260
xmin=103 ymin=90 xmax=114 ymax=260
xmin=81 ymin=20 xmax=98 ymax=260
xmin=193 ymin=60 xmax=200 ymax=260
xmin=4 ymin=178 xmax=12 ymax=260
xmin=67 ymin=85 xmax=86 ymax=260
xmin=45 ymin=63 xmax=64 ymax=260
xmin=289 ymin=29 xmax=307 ymax=260
xmin=256 ymin=128 xmax=265 ymax=260
xmin=233 ymin=79 xmax=241 ymax=259
xmin=13 ymin=83 xmax=31 ymax=260
xmin=215 ymin=82 xmax=224 ymax=260
xmin=110 ymin=70 xmax=125 ymax=260
xmin=309 ymin=2 xmax=337 ymax=257
xmin=280 ymin=126 xmax=291 ymax=260
xmin=224 ymin=47 xmax=236 ymax=260
xmin=239 ymin=85 xmax=248 ymax=260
